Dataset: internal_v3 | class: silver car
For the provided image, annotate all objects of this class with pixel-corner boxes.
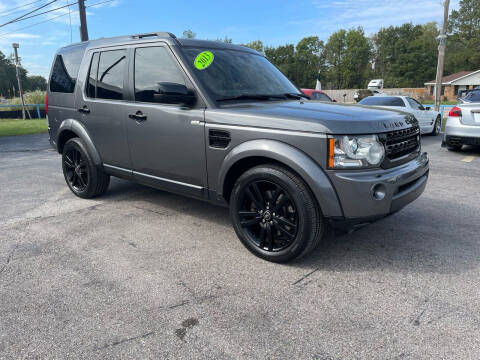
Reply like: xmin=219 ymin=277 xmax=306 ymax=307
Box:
xmin=443 ymin=89 xmax=480 ymax=151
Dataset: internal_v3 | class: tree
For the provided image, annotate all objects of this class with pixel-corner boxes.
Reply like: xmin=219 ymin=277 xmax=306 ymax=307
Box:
xmin=343 ymin=28 xmax=372 ymax=88
xmin=182 ymin=29 xmax=196 ymax=39
xmin=323 ymin=29 xmax=347 ymax=89
xmin=0 ymin=51 xmax=18 ymax=98
xmin=447 ymin=0 xmax=480 ymax=72
xmin=25 ymin=75 xmax=47 ymax=91
xmin=294 ymin=36 xmax=324 ymax=88
xmin=244 ymin=40 xmax=264 ymax=53
xmin=373 ymin=23 xmax=437 ymax=87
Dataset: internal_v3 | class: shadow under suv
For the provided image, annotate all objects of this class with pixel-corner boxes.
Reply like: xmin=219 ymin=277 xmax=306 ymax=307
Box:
xmin=46 ymin=32 xmax=429 ymax=262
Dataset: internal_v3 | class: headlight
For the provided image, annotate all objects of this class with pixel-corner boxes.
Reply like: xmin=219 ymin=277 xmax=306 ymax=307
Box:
xmin=328 ymin=135 xmax=385 ymax=169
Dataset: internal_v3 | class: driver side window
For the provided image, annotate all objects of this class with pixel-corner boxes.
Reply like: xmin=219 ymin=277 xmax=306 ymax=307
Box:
xmin=407 ymin=98 xmax=424 ymax=110
xmin=134 ymin=46 xmax=186 ymax=103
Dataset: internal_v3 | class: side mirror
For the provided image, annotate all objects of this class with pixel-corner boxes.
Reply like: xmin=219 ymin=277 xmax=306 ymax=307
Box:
xmin=332 ymin=99 xmax=337 ymax=102
xmin=153 ymin=82 xmax=196 ymax=105
xmin=425 ymin=106 xmax=431 ymax=110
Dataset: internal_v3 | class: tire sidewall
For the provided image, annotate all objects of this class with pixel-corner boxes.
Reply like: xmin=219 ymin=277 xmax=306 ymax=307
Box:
xmin=230 ymin=166 xmax=315 ymax=262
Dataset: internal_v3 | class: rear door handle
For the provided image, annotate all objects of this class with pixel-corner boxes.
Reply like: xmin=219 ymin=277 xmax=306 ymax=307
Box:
xmin=78 ymin=105 xmax=90 ymax=114
xmin=129 ymin=111 xmax=147 ymax=121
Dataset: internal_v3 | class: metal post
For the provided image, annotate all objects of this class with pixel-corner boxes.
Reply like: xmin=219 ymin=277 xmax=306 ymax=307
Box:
xmin=78 ymin=0 xmax=89 ymax=42
xmin=12 ymin=43 xmax=31 ymax=120
xmin=434 ymin=0 xmax=450 ymax=112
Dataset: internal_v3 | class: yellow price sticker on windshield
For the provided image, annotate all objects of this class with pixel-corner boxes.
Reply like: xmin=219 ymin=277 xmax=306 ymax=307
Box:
xmin=194 ymin=51 xmax=214 ymax=70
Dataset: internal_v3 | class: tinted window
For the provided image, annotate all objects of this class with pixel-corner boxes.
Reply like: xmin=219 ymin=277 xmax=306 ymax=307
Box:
xmin=407 ymin=98 xmax=424 ymax=110
xmin=311 ymin=92 xmax=332 ymax=101
xmin=49 ymin=47 xmax=84 ymax=93
xmin=182 ymin=47 xmax=300 ymax=101
xmin=134 ymin=47 xmax=185 ymax=103
xmin=96 ymin=50 xmax=126 ymax=100
xmin=86 ymin=52 xmax=99 ymax=98
xmin=465 ymin=90 xmax=480 ymax=102
xmin=359 ymin=96 xmax=405 ymax=107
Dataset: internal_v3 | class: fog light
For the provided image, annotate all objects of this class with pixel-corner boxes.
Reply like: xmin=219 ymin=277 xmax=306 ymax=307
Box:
xmin=372 ymin=184 xmax=386 ymax=200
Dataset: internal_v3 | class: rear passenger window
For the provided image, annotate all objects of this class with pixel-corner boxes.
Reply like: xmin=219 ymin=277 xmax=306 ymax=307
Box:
xmin=86 ymin=52 xmax=99 ymax=98
xmin=50 ymin=48 xmax=84 ymax=93
xmin=95 ymin=50 xmax=127 ymax=100
xmin=134 ymin=47 xmax=185 ymax=103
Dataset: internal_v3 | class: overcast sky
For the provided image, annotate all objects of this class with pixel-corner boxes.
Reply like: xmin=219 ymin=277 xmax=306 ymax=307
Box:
xmin=0 ymin=0 xmax=459 ymax=78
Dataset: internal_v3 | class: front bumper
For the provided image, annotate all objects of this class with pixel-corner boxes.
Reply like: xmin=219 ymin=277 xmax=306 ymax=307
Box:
xmin=326 ymin=152 xmax=429 ymax=230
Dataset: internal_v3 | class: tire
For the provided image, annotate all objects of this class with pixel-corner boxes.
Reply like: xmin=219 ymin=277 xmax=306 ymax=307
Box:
xmin=62 ymin=137 xmax=110 ymax=198
xmin=431 ymin=116 xmax=441 ymax=136
xmin=229 ymin=164 xmax=324 ymax=263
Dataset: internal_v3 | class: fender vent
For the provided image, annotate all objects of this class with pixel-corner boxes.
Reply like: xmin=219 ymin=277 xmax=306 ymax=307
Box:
xmin=209 ymin=129 xmax=231 ymax=149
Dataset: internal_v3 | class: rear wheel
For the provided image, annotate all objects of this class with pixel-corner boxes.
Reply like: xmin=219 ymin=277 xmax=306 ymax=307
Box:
xmin=62 ymin=138 xmax=110 ymax=198
xmin=230 ymin=164 xmax=323 ymax=262
xmin=431 ymin=116 xmax=441 ymax=136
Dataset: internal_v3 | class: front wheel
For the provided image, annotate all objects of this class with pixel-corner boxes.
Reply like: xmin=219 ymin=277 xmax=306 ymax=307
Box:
xmin=230 ymin=164 xmax=323 ymax=263
xmin=431 ymin=116 xmax=441 ymax=136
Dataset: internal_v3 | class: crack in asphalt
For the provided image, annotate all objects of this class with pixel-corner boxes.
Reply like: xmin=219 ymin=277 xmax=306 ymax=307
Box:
xmin=95 ymin=331 xmax=155 ymax=350
xmin=292 ymin=268 xmax=319 ymax=285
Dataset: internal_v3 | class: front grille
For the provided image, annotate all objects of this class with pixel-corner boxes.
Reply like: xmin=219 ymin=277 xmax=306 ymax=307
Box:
xmin=384 ymin=126 xmax=420 ymax=160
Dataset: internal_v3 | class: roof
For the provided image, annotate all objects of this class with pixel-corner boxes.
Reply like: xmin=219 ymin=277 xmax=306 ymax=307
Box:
xmin=58 ymin=32 xmax=258 ymax=54
xmin=425 ymin=70 xmax=480 ymax=85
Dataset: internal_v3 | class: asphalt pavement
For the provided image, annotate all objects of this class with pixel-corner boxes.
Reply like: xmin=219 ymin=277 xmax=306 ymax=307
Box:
xmin=1 ymin=133 xmax=479 ymax=359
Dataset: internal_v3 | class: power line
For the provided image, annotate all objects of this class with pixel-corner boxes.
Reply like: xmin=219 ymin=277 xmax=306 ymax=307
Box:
xmin=0 ymin=10 xmax=76 ymax=37
xmin=0 ymin=0 xmax=46 ymax=16
xmin=0 ymin=1 xmax=81 ymax=28
xmin=0 ymin=0 xmax=58 ymax=28
xmin=0 ymin=0 xmax=116 ymax=37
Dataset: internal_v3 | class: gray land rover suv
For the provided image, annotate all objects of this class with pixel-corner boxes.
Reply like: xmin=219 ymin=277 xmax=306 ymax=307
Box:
xmin=47 ymin=32 xmax=429 ymax=262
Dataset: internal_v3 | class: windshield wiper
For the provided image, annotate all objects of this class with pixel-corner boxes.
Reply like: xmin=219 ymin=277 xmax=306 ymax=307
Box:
xmin=282 ymin=92 xmax=309 ymax=99
xmin=216 ymin=94 xmax=287 ymax=102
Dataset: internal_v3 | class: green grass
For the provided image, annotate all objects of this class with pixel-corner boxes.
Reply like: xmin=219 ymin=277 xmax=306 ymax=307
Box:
xmin=0 ymin=118 xmax=47 ymax=137
xmin=423 ymin=100 xmax=458 ymax=106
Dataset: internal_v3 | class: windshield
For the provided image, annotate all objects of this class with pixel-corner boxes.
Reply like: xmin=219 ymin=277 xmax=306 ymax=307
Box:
xmin=181 ymin=47 xmax=301 ymax=102
xmin=359 ymin=96 xmax=405 ymax=107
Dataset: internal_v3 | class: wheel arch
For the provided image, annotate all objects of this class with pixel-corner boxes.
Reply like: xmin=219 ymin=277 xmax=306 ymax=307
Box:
xmin=57 ymin=119 xmax=102 ymax=166
xmin=217 ymin=139 xmax=343 ymax=218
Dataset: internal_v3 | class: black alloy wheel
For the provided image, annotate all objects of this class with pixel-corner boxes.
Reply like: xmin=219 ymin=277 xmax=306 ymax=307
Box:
xmin=237 ymin=180 xmax=298 ymax=252
xmin=230 ymin=164 xmax=323 ymax=262
xmin=64 ymin=146 xmax=89 ymax=192
xmin=62 ymin=137 xmax=110 ymax=198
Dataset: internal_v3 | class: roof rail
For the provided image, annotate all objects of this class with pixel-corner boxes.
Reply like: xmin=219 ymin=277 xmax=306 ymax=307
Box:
xmin=131 ymin=32 xmax=177 ymax=39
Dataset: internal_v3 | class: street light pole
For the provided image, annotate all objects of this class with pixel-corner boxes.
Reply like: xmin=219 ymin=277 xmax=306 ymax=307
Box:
xmin=434 ymin=0 xmax=450 ymax=112
xmin=12 ymin=43 xmax=31 ymax=120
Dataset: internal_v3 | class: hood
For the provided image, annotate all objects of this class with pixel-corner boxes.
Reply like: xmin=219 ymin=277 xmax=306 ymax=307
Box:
xmin=206 ymin=100 xmax=418 ymax=134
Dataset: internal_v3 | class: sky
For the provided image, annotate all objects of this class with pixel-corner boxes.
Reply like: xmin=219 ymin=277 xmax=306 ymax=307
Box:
xmin=0 ymin=0 xmax=460 ymax=79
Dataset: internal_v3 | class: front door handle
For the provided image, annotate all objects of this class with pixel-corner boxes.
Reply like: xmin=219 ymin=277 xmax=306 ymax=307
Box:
xmin=129 ymin=111 xmax=147 ymax=121
xmin=78 ymin=105 xmax=90 ymax=114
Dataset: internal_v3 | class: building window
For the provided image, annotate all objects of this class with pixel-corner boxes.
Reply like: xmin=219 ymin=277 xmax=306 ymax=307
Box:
xmin=441 ymin=86 xmax=445 ymax=96
xmin=454 ymin=85 xmax=459 ymax=95
xmin=430 ymin=86 xmax=434 ymax=95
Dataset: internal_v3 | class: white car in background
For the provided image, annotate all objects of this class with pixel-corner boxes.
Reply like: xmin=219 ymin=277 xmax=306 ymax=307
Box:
xmin=359 ymin=96 xmax=442 ymax=135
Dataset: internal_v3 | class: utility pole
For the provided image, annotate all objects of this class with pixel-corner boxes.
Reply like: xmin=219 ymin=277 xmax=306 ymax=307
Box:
xmin=78 ymin=0 xmax=89 ymax=41
xmin=434 ymin=0 xmax=450 ymax=112
xmin=12 ymin=43 xmax=31 ymax=120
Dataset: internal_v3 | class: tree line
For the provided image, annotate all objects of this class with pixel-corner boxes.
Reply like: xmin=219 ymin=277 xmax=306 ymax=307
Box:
xmin=241 ymin=0 xmax=479 ymax=90
xmin=0 ymin=51 xmax=47 ymax=98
